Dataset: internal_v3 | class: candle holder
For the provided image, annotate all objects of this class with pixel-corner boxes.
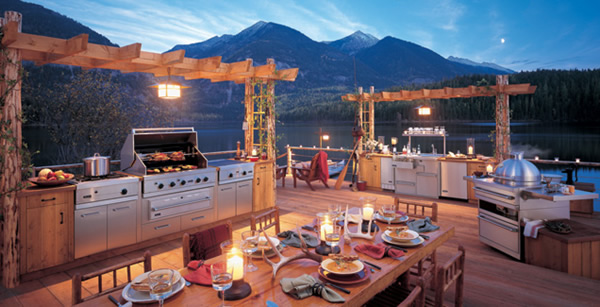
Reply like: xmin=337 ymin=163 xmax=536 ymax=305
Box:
xmin=220 ymin=240 xmax=251 ymax=300
xmin=466 ymin=138 xmax=475 ymax=158
xmin=316 ymin=212 xmax=340 ymax=255
xmin=343 ymin=205 xmax=376 ymax=240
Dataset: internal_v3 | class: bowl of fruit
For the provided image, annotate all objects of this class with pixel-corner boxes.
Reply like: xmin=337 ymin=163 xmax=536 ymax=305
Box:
xmin=29 ymin=168 xmax=74 ymax=186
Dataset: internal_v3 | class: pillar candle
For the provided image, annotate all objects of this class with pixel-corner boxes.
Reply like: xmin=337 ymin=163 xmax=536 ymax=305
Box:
xmin=363 ymin=206 xmax=374 ymax=220
xmin=486 ymin=164 xmax=493 ymax=173
xmin=468 ymin=146 xmax=473 ymax=155
xmin=321 ymin=222 xmax=333 ymax=241
xmin=227 ymin=253 xmax=244 ymax=281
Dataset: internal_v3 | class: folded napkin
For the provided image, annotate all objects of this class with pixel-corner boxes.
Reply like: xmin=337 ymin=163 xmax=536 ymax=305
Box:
xmin=407 ymin=217 xmax=439 ymax=233
xmin=183 ymin=262 xmax=211 ymax=286
xmin=523 ymin=218 xmax=545 ymax=238
xmin=280 ymin=274 xmax=345 ymax=303
xmin=361 ymin=222 xmax=379 ymax=233
xmin=354 ymin=242 xmax=404 ymax=259
xmin=277 ymin=231 xmax=319 ymax=248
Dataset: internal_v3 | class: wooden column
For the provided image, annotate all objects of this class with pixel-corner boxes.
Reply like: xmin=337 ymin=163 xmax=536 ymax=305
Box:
xmin=243 ymin=77 xmax=254 ymax=153
xmin=495 ymin=75 xmax=510 ymax=161
xmin=0 ymin=11 xmax=23 ymax=288
xmin=368 ymin=86 xmax=375 ymax=142
xmin=266 ymin=58 xmax=276 ymax=160
xmin=357 ymin=87 xmax=364 ymax=154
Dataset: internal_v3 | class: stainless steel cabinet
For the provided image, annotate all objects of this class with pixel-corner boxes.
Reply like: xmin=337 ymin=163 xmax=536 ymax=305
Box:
xmin=236 ymin=181 xmax=253 ymax=215
xmin=441 ymin=161 xmax=467 ymax=199
xmin=217 ymin=183 xmax=237 ymax=220
xmin=107 ymin=200 xmax=137 ymax=250
xmin=380 ymin=157 xmax=394 ymax=190
xmin=75 ymin=206 xmax=107 ymax=259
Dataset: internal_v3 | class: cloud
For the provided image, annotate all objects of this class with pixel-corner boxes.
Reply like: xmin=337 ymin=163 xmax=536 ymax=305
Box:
xmin=429 ymin=0 xmax=465 ymax=32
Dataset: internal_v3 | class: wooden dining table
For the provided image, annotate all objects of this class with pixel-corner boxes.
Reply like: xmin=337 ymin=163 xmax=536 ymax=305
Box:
xmin=79 ymin=221 xmax=455 ymax=307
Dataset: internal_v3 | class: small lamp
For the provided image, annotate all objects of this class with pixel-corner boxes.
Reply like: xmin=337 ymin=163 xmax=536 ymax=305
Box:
xmin=220 ymin=240 xmax=251 ymax=300
xmin=416 ymin=106 xmax=431 ymax=116
xmin=359 ymin=196 xmax=376 ymax=221
xmin=466 ymin=138 xmax=475 ymax=157
xmin=151 ymin=67 xmax=189 ymax=99
xmin=486 ymin=164 xmax=494 ymax=174
xmin=391 ymin=137 xmax=398 ymax=153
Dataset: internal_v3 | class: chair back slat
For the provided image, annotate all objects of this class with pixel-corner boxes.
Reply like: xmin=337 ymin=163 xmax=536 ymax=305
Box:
xmin=72 ymin=250 xmax=152 ymax=305
xmin=434 ymin=245 xmax=465 ymax=307
xmin=394 ymin=198 xmax=438 ymax=222
xmin=251 ymin=206 xmax=280 ymax=235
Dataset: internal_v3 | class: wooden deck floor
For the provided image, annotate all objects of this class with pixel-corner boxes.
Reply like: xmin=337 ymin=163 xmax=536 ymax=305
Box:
xmin=1 ymin=176 xmax=599 ymax=306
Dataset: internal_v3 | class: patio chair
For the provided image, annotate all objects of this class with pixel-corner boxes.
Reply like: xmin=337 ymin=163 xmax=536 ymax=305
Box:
xmin=72 ymin=250 xmax=152 ymax=305
xmin=182 ymin=221 xmax=233 ymax=265
xmin=275 ymin=165 xmax=287 ymax=187
xmin=365 ymin=276 xmax=425 ymax=307
xmin=251 ymin=206 xmax=280 ymax=236
xmin=291 ymin=151 xmax=329 ymax=191
xmin=430 ymin=245 xmax=465 ymax=307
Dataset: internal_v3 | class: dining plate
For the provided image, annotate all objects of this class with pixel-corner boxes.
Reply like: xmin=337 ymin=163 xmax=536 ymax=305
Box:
xmin=374 ymin=212 xmax=409 ymax=224
xmin=321 ymin=259 xmax=364 ymax=275
xmin=130 ymin=269 xmax=182 ymax=292
xmin=384 ymin=229 xmax=419 ymax=242
xmin=122 ymin=271 xmax=184 ymax=303
xmin=381 ymin=233 xmax=425 ymax=247
xmin=318 ymin=265 xmax=371 ymax=285
xmin=250 ymin=243 xmax=283 ymax=259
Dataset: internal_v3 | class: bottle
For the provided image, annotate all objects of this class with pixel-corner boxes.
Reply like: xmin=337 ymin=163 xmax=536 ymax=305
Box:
xmin=417 ymin=145 xmax=421 ymax=154
xmin=402 ymin=145 xmax=407 ymax=154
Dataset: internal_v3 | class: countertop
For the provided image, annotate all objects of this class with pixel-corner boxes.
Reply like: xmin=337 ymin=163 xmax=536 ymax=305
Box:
xmin=17 ymin=181 xmax=76 ymax=197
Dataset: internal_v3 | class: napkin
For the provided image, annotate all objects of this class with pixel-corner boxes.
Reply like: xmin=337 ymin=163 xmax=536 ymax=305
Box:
xmin=523 ymin=218 xmax=545 ymax=238
xmin=407 ymin=217 xmax=439 ymax=233
xmin=280 ymin=274 xmax=345 ymax=303
xmin=277 ymin=231 xmax=319 ymax=248
xmin=183 ymin=264 xmax=211 ymax=286
xmin=354 ymin=242 xmax=404 ymax=259
xmin=301 ymin=218 xmax=318 ymax=232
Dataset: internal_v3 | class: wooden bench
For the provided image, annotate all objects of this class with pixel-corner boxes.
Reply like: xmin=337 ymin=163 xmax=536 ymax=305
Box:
xmin=524 ymin=219 xmax=600 ymax=280
xmin=569 ymin=182 xmax=595 ymax=215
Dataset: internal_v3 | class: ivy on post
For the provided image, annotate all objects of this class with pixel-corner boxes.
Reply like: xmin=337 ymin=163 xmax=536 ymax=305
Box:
xmin=495 ymin=75 xmax=510 ymax=161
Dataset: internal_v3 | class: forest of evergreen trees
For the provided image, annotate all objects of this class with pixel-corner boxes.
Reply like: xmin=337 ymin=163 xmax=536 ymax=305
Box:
xmin=278 ymin=69 xmax=600 ymax=123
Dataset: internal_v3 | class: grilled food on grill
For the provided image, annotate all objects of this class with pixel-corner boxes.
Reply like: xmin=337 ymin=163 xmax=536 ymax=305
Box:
xmin=169 ymin=151 xmax=185 ymax=161
xmin=149 ymin=152 xmax=169 ymax=161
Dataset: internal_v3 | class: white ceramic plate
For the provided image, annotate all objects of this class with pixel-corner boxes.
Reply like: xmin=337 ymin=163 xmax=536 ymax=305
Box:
xmin=122 ymin=270 xmax=183 ymax=303
xmin=384 ymin=229 xmax=419 ymax=242
xmin=381 ymin=233 xmax=425 ymax=247
xmin=321 ymin=258 xmax=364 ymax=275
xmin=374 ymin=213 xmax=409 ymax=224
xmin=250 ymin=244 xmax=283 ymax=259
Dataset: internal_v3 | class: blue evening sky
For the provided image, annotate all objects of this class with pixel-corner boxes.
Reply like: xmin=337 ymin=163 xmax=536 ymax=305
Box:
xmin=28 ymin=0 xmax=600 ymax=71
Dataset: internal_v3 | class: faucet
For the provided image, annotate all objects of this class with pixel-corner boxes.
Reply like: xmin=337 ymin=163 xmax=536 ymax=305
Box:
xmin=431 ymin=144 xmax=436 ymax=154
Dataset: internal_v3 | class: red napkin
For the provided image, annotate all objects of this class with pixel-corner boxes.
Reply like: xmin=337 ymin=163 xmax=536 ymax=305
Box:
xmin=183 ymin=263 xmax=211 ymax=286
xmin=317 ymin=151 xmax=329 ymax=183
xmin=354 ymin=243 xmax=404 ymax=259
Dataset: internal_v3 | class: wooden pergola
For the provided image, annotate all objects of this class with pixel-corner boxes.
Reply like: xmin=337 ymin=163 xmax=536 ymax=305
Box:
xmin=342 ymin=76 xmax=537 ymax=160
xmin=0 ymin=11 xmax=297 ymax=287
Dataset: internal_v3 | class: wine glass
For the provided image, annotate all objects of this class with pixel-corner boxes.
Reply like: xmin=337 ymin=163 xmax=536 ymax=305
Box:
xmin=211 ymin=261 xmax=233 ymax=307
xmin=328 ymin=203 xmax=342 ymax=223
xmin=148 ymin=269 xmax=174 ymax=307
xmin=241 ymin=230 xmax=259 ymax=272
xmin=381 ymin=203 xmax=397 ymax=225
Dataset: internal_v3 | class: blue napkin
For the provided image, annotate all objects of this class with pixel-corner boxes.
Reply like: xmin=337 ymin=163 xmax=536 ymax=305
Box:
xmin=407 ymin=217 xmax=439 ymax=233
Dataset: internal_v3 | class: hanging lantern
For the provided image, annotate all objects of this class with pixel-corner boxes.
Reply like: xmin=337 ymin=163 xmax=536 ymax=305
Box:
xmin=151 ymin=67 xmax=189 ymax=99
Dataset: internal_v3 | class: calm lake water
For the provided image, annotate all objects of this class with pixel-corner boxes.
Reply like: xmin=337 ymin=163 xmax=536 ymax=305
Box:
xmin=23 ymin=121 xmax=600 ymax=210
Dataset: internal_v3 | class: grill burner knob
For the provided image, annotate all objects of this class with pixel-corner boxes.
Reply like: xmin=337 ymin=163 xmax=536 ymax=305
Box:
xmin=170 ymin=182 xmax=176 ymax=187
xmin=195 ymin=178 xmax=201 ymax=183
xmin=242 ymin=171 xmax=247 ymax=176
xmin=180 ymin=180 xmax=186 ymax=186
xmin=228 ymin=173 xmax=234 ymax=178
xmin=203 ymin=177 xmax=209 ymax=182
xmin=158 ymin=183 xmax=164 ymax=189
xmin=121 ymin=188 xmax=128 ymax=195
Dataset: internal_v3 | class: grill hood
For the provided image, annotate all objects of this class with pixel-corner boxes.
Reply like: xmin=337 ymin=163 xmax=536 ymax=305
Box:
xmin=491 ymin=152 xmax=541 ymax=187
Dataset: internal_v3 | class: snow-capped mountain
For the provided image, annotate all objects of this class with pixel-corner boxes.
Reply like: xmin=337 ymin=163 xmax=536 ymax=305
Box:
xmin=326 ymin=31 xmax=379 ymax=55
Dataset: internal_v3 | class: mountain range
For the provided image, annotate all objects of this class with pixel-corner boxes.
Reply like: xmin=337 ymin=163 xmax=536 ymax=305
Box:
xmin=2 ymin=0 xmax=513 ymax=120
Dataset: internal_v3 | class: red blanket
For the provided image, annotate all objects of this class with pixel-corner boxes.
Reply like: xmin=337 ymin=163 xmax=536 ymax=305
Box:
xmin=317 ymin=151 xmax=329 ymax=182
xmin=189 ymin=223 xmax=231 ymax=261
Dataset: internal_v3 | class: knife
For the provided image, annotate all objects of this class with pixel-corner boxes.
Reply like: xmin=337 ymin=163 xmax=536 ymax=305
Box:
xmin=386 ymin=244 xmax=408 ymax=253
xmin=363 ymin=260 xmax=381 ymax=270
xmin=108 ymin=295 xmax=120 ymax=306
xmin=325 ymin=282 xmax=351 ymax=294
xmin=420 ymin=234 xmax=430 ymax=240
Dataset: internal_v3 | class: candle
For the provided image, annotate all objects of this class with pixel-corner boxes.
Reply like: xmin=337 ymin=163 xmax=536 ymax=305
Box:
xmin=320 ymin=222 xmax=333 ymax=241
xmin=227 ymin=251 xmax=244 ymax=281
xmin=486 ymin=164 xmax=493 ymax=173
xmin=363 ymin=206 xmax=374 ymax=220
xmin=576 ymin=158 xmax=580 ymax=163
xmin=554 ymin=157 xmax=559 ymax=162
xmin=534 ymin=156 xmax=539 ymax=160
xmin=251 ymin=148 xmax=257 ymax=156
xmin=468 ymin=145 xmax=473 ymax=155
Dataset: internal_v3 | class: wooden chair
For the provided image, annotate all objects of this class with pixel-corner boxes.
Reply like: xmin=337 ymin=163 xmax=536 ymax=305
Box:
xmin=251 ymin=206 xmax=280 ymax=236
xmin=291 ymin=151 xmax=329 ymax=191
xmin=72 ymin=250 xmax=152 ymax=305
xmin=426 ymin=245 xmax=465 ymax=307
xmin=395 ymin=198 xmax=439 ymax=285
xmin=182 ymin=221 xmax=233 ymax=265
xmin=365 ymin=276 xmax=425 ymax=307
xmin=275 ymin=165 xmax=287 ymax=187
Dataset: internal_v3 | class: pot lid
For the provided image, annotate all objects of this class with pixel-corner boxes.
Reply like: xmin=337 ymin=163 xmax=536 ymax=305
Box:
xmin=493 ymin=152 xmax=541 ymax=184
xmin=83 ymin=153 xmax=110 ymax=161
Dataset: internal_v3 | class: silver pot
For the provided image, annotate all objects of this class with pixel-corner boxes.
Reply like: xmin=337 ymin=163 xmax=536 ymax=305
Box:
xmin=83 ymin=153 xmax=111 ymax=177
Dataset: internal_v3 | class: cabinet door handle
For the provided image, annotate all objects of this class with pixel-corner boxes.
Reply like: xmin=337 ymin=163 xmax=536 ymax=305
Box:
xmin=42 ymin=197 xmax=56 ymax=202
xmin=257 ymin=177 xmax=260 ymax=186
xmin=60 ymin=212 xmax=64 ymax=224
xmin=221 ymin=187 xmax=233 ymax=191
xmin=112 ymin=206 xmax=131 ymax=212
xmin=155 ymin=224 xmax=171 ymax=230
xmin=238 ymin=184 xmax=249 ymax=188
xmin=191 ymin=216 xmax=205 ymax=221
xmin=81 ymin=211 xmax=100 ymax=217
xmin=260 ymin=166 xmax=267 ymax=170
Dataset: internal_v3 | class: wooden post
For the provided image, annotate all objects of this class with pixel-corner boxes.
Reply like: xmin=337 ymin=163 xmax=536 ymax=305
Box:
xmin=495 ymin=75 xmax=510 ymax=161
xmin=368 ymin=86 xmax=375 ymax=142
xmin=0 ymin=11 xmax=23 ymax=288
xmin=287 ymin=146 xmax=292 ymax=174
xmin=266 ymin=58 xmax=276 ymax=160
xmin=357 ymin=87 xmax=364 ymax=154
xmin=243 ymin=75 xmax=254 ymax=154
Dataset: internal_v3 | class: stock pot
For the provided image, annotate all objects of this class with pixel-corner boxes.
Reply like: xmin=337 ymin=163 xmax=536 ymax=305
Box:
xmin=83 ymin=153 xmax=111 ymax=176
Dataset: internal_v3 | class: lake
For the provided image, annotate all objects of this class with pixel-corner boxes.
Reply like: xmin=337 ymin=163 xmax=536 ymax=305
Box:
xmin=23 ymin=121 xmax=600 ymax=211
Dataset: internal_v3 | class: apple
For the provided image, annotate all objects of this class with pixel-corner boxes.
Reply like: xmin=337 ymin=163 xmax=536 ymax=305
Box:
xmin=47 ymin=177 xmax=57 ymax=181
xmin=55 ymin=170 xmax=64 ymax=177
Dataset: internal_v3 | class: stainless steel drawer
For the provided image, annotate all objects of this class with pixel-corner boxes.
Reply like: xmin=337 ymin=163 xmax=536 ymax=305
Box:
xmin=141 ymin=217 xmax=180 ymax=241
xmin=75 ymin=206 xmax=107 ymax=259
xmin=181 ymin=208 xmax=216 ymax=230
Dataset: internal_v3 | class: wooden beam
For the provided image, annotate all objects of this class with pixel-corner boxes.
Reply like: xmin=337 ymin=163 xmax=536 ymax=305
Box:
xmin=35 ymin=34 xmax=89 ymax=65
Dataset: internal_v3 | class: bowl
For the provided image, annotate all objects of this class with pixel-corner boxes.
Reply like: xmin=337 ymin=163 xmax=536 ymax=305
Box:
xmin=321 ymin=259 xmax=364 ymax=275
xmin=28 ymin=173 xmax=74 ymax=186
xmin=385 ymin=229 xmax=419 ymax=242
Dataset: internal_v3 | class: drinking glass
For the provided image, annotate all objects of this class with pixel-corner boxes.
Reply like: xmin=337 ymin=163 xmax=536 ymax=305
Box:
xmin=381 ymin=203 xmax=397 ymax=225
xmin=241 ymin=230 xmax=259 ymax=272
xmin=328 ymin=203 xmax=342 ymax=222
xmin=324 ymin=223 xmax=341 ymax=248
xmin=148 ymin=269 xmax=175 ymax=307
xmin=211 ymin=261 xmax=233 ymax=307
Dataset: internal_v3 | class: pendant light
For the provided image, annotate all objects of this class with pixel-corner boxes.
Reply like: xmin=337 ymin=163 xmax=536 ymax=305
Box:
xmin=152 ymin=67 xmax=188 ymax=99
